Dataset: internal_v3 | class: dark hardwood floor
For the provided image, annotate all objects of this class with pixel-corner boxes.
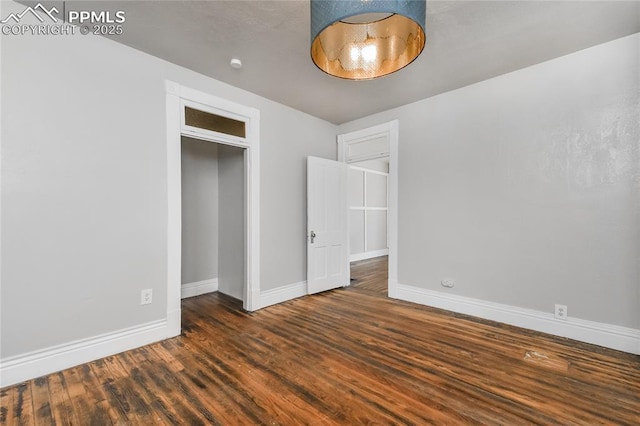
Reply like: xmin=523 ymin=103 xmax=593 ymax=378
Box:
xmin=349 ymin=256 xmax=388 ymax=296
xmin=2 ymin=256 xmax=639 ymax=424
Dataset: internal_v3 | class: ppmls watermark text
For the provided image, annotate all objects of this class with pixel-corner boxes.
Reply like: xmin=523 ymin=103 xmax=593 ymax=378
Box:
xmin=1 ymin=3 xmax=126 ymax=36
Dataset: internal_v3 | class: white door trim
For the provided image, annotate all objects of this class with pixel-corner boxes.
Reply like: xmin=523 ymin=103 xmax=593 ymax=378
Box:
xmin=166 ymin=81 xmax=261 ymax=338
xmin=338 ymin=120 xmax=399 ymax=296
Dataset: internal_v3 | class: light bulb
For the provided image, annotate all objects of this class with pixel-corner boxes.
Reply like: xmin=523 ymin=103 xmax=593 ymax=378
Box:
xmin=361 ymin=45 xmax=377 ymax=62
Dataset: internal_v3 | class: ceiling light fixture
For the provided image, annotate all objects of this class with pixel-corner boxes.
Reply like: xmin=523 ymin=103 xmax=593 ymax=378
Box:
xmin=310 ymin=0 xmax=426 ymax=80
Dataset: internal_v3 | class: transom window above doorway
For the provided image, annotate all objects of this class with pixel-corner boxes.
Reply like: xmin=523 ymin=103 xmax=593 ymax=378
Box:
xmin=184 ymin=106 xmax=246 ymax=138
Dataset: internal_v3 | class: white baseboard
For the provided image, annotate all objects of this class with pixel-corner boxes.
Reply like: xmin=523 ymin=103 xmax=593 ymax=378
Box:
xmin=388 ymin=279 xmax=400 ymax=298
xmin=350 ymin=249 xmax=389 ymax=262
xmin=394 ymin=283 xmax=640 ymax=355
xmin=181 ymin=278 xmax=218 ymax=299
xmin=257 ymin=281 xmax=307 ymax=310
xmin=0 ymin=320 xmax=169 ymax=388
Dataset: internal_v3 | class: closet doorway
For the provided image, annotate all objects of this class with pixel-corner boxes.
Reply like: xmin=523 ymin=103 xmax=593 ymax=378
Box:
xmin=166 ymin=82 xmax=260 ymax=338
xmin=181 ymin=137 xmax=245 ymax=302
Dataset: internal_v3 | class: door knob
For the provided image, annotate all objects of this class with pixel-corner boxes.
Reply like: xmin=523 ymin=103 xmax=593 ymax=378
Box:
xmin=310 ymin=230 xmax=316 ymax=244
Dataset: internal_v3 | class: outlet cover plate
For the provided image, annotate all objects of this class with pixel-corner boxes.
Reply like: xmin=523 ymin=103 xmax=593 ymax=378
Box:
xmin=554 ymin=304 xmax=568 ymax=320
xmin=141 ymin=289 xmax=153 ymax=305
xmin=441 ymin=278 xmax=455 ymax=288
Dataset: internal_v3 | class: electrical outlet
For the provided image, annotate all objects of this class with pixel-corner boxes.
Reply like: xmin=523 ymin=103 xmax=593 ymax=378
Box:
xmin=554 ymin=304 xmax=567 ymax=320
xmin=141 ymin=289 xmax=153 ymax=305
xmin=441 ymin=278 xmax=455 ymax=288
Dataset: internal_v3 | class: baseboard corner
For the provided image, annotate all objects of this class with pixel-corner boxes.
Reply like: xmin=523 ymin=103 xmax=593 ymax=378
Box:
xmin=256 ymin=281 xmax=307 ymax=310
xmin=181 ymin=278 xmax=218 ymax=299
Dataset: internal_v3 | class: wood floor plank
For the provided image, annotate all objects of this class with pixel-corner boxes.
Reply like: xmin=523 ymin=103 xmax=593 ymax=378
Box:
xmin=28 ymin=378 xmax=53 ymax=426
xmin=0 ymin=386 xmax=13 ymax=425
xmin=117 ymin=351 xmax=186 ymax=424
xmin=14 ymin=383 xmax=34 ymax=426
xmin=47 ymin=372 xmax=81 ymax=426
xmin=88 ymin=359 xmax=134 ymax=424
xmin=61 ymin=366 xmax=107 ymax=425
xmin=1 ymin=256 xmax=639 ymax=424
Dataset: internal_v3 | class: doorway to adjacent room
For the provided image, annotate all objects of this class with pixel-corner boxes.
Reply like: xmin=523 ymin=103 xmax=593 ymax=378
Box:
xmin=338 ymin=120 xmax=399 ymax=297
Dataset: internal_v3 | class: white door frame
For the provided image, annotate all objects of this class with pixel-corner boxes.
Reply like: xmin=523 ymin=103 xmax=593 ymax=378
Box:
xmin=165 ymin=81 xmax=261 ymax=337
xmin=337 ymin=120 xmax=399 ymax=297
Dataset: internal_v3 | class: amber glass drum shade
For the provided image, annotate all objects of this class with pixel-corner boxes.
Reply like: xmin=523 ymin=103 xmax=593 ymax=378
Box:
xmin=310 ymin=1 xmax=426 ymax=80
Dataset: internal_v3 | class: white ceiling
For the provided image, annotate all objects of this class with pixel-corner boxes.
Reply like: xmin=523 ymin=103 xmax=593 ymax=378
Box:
xmin=90 ymin=1 xmax=639 ymax=124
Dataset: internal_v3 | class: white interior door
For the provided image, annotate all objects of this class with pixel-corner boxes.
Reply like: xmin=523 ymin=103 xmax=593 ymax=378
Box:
xmin=307 ymin=156 xmax=349 ymax=294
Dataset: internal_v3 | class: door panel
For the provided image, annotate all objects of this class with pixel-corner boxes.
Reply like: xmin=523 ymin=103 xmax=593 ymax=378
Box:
xmin=307 ymin=157 xmax=348 ymax=294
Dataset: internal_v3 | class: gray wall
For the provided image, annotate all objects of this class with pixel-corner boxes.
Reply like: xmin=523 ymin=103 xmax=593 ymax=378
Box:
xmin=181 ymin=137 xmax=219 ymax=285
xmin=1 ymin=0 xmax=336 ymax=359
xmin=339 ymin=34 xmax=640 ymax=329
xmin=217 ymin=144 xmax=245 ymax=300
xmin=260 ymin=112 xmax=336 ymax=290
